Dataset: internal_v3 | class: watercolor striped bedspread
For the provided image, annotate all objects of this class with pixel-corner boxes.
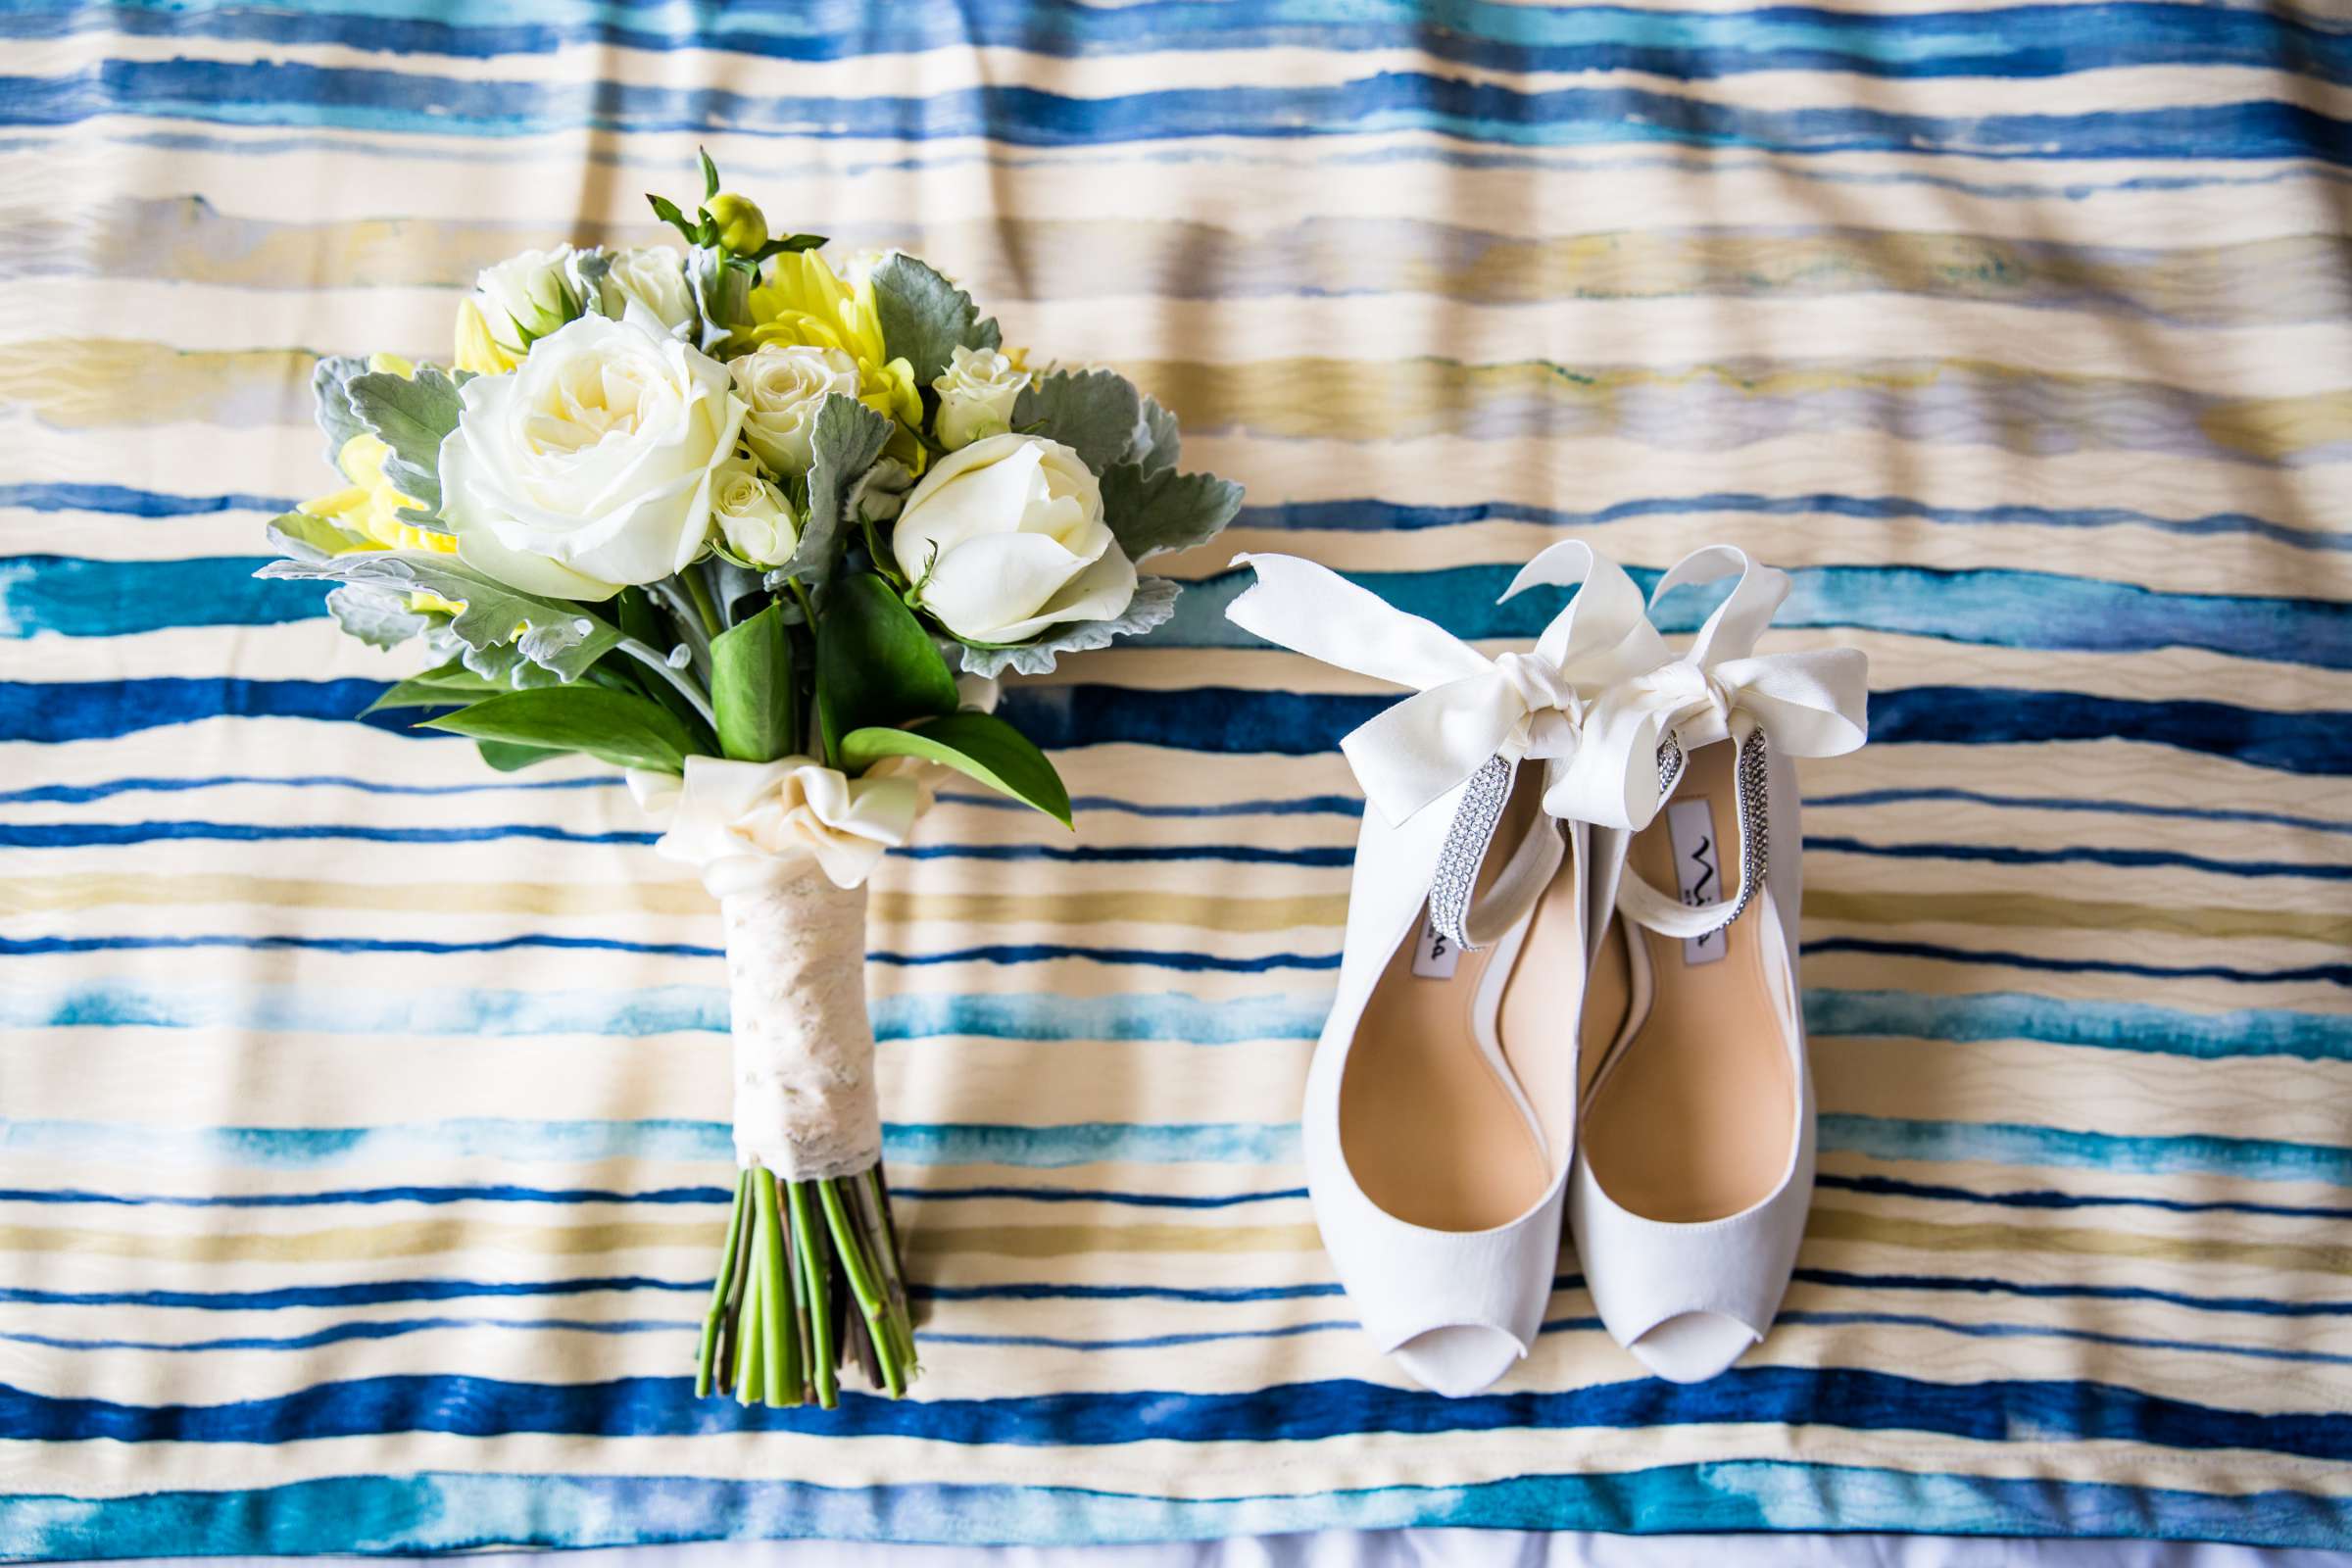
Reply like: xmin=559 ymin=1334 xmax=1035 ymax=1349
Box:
xmin=3 ymin=0 xmax=2349 ymax=1555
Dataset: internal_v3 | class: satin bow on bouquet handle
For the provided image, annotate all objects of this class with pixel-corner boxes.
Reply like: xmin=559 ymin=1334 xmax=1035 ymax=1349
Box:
xmin=255 ymin=150 xmax=1242 ymax=1412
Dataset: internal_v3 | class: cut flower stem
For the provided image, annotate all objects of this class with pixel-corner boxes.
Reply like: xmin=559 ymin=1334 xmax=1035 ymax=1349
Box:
xmin=699 ymin=1162 xmax=917 ymax=1409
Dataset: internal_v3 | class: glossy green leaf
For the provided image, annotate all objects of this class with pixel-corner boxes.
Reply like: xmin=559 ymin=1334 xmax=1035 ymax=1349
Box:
xmin=476 ymin=739 xmax=566 ymax=772
xmin=424 ymin=686 xmax=695 ymax=774
xmin=814 ymin=573 xmax=957 ymax=763
xmin=710 ymin=600 xmax=800 ymax=762
xmin=361 ymin=659 xmax=505 ymax=715
xmin=842 ymin=711 xmax=1071 ymax=826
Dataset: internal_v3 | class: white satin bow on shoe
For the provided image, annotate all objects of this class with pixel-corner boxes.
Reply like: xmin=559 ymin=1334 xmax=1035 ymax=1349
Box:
xmin=1227 ymin=544 xmax=1672 ymax=1396
xmin=1571 ymin=545 xmax=1869 ymax=1384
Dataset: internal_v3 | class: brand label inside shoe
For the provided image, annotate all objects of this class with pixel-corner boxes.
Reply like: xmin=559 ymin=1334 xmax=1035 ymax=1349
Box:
xmin=1410 ymin=912 xmax=1463 ymax=979
xmin=1665 ymin=798 xmax=1728 ymax=965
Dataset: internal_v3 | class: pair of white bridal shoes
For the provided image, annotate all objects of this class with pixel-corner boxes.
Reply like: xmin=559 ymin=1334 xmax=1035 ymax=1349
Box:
xmin=1227 ymin=542 xmax=1868 ymax=1395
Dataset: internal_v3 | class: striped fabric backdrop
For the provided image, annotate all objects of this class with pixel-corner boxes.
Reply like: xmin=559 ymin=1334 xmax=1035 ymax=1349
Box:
xmin=4 ymin=0 xmax=2350 ymax=1555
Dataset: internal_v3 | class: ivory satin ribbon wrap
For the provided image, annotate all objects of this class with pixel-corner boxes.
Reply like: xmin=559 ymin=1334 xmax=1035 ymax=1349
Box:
xmin=1226 ymin=543 xmax=1868 ymax=833
xmin=627 ymin=756 xmax=933 ymax=1178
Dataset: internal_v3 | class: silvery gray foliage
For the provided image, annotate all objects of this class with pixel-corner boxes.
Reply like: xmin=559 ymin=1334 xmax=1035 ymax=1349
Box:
xmin=1098 ymin=462 xmax=1244 ymax=563
xmin=848 ymin=456 xmax=912 ymax=526
xmin=1136 ymin=395 xmax=1181 ymax=476
xmin=312 ymin=356 xmax=373 ymax=467
xmin=687 ymin=245 xmax=750 ymax=354
xmin=566 ymin=247 xmax=614 ymax=316
xmin=1011 ymin=369 xmax=1146 ymax=476
xmin=774 ymin=394 xmax=892 ymax=592
xmin=423 ymin=625 xmax=563 ymax=688
xmin=867 ymin=253 xmax=1000 ymax=385
xmin=341 ymin=364 xmax=465 ymax=526
xmin=957 ymin=574 xmax=1180 ymax=678
xmin=257 ymin=549 xmax=621 ymax=681
xmin=326 ymin=584 xmax=430 ymax=651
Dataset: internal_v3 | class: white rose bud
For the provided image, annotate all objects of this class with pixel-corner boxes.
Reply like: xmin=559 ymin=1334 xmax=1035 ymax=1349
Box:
xmin=436 ymin=315 xmax=746 ymax=601
xmin=710 ymin=462 xmax=801 ymax=567
xmin=892 ymin=433 xmax=1136 ymax=645
xmin=473 ymin=245 xmax=580 ymax=351
xmin=595 ymin=245 xmax=698 ymax=339
xmin=731 ymin=343 xmax=860 ymax=476
xmin=931 ymin=344 xmax=1029 ymax=450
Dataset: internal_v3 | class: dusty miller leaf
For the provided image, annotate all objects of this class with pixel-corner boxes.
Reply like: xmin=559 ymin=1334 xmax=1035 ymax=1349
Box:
xmin=869 ymin=253 xmax=999 ymax=385
xmin=1136 ymin=395 xmax=1181 ymax=475
xmin=1010 ymin=368 xmax=1145 ymax=476
xmin=312 ymin=356 xmax=372 ymax=468
xmin=956 ymin=574 xmax=1181 ymax=678
xmin=326 ymin=584 xmax=431 ymax=650
xmin=345 ymin=364 xmax=464 ymax=516
xmin=258 ymin=550 xmax=621 ymax=680
xmin=780 ymin=394 xmax=892 ymax=590
xmin=1098 ymin=463 xmax=1244 ymax=562
xmin=266 ymin=510 xmax=369 ymax=564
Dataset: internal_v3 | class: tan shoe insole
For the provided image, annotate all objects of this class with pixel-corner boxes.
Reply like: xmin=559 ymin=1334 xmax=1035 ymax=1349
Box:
xmin=1339 ymin=770 xmax=1585 ymax=1233
xmin=1580 ymin=740 xmax=1794 ymax=1225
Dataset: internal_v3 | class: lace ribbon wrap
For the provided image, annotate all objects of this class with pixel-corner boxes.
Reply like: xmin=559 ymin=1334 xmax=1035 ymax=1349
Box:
xmin=719 ymin=872 xmax=881 ymax=1179
xmin=629 ymin=754 xmax=933 ymax=1179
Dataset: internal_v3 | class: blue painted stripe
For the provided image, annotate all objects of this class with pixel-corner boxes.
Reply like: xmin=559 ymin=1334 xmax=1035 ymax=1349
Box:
xmin=1813 ymin=1173 xmax=2352 ymax=1224
xmin=25 ymin=480 xmax=2341 ymax=556
xmin=1793 ymin=1267 xmax=2352 ymax=1321
xmin=1808 ymin=937 xmax=2352 ymax=989
xmin=0 ymin=1276 xmax=703 ymax=1312
xmin=1770 ymin=1310 xmax=2352 ymax=1370
xmin=4 ymin=1109 xmax=2333 ymax=1185
xmin=5 ymin=59 xmax=2351 ymax=164
xmin=9 ymin=679 xmax=2348 ymax=779
xmin=0 ymin=1117 xmax=1304 ymax=1171
xmin=8 ymin=929 xmax=2337 ymax=990
xmin=0 ymin=933 xmax=1343 ymax=974
xmin=0 ymin=1316 xmax=696 ymax=1354
xmin=1823 ymin=1112 xmax=2352 ymax=1187
xmin=10 ymin=977 xmax=2342 ymax=1061
xmin=0 ymin=771 xmax=617 ymax=804
xmin=19 ymin=558 xmax=2351 ymax=672
xmin=1805 ymin=834 xmax=2351 ymax=882
xmin=1810 ymin=786 xmax=2352 ymax=838
xmin=2 ymin=1366 xmax=2345 ymax=1462
xmin=6 ymin=1 xmax=2348 ymax=86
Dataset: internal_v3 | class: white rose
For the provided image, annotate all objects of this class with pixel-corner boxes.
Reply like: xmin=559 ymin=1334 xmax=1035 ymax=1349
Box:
xmin=710 ymin=461 xmax=800 ymax=566
xmin=595 ymin=245 xmax=697 ymax=338
xmin=436 ymin=314 xmax=746 ymax=601
xmin=931 ymin=345 xmax=1028 ymax=450
xmin=892 ymin=433 xmax=1136 ymax=644
xmin=473 ymin=245 xmax=579 ymax=351
xmin=731 ymin=343 xmax=859 ymax=475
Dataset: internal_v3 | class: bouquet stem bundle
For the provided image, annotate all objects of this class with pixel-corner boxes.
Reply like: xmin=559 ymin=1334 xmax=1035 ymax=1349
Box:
xmin=698 ymin=1163 xmax=913 ymax=1406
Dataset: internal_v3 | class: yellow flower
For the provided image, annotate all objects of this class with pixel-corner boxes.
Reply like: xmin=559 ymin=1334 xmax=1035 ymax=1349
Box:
xmin=746 ymin=250 xmax=926 ymax=470
xmin=299 ymin=383 xmax=462 ymax=612
xmin=455 ymin=298 xmax=521 ymax=376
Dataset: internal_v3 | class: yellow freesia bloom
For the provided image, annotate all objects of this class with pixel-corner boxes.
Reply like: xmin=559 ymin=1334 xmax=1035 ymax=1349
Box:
xmin=302 ymin=433 xmax=456 ymax=556
xmin=747 ymin=249 xmax=926 ymax=470
xmin=454 ymin=298 xmax=521 ymax=375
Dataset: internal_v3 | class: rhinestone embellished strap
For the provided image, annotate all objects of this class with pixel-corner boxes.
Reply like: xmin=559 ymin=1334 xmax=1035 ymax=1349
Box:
xmin=1424 ymin=755 xmax=1512 ymax=950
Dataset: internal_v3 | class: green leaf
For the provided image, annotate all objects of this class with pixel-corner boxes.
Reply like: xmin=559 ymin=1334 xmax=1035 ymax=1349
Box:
xmin=957 ymin=574 xmax=1181 ymax=680
xmin=867 ymin=253 xmax=998 ymax=385
xmin=842 ymin=711 xmax=1071 ymax=826
xmin=325 ymin=584 xmax=430 ymax=651
xmin=687 ymin=245 xmax=751 ymax=353
xmin=477 ymin=739 xmax=565 ymax=772
xmin=784 ymin=394 xmax=893 ymax=588
xmin=265 ymin=509 xmax=369 ymax=564
xmin=754 ymin=232 xmax=828 ymax=259
xmin=815 ymin=573 xmax=958 ymax=763
xmin=699 ymin=146 xmax=720 ymax=200
xmin=648 ymin=192 xmax=700 ymax=245
xmin=425 ymin=686 xmax=695 ymax=773
xmin=312 ymin=356 xmax=372 ymax=467
xmin=1010 ymin=368 xmax=1144 ymax=475
xmin=256 ymin=550 xmax=623 ymax=679
xmin=1098 ymin=462 xmax=1245 ymax=562
xmin=568 ymin=247 xmax=614 ymax=317
xmin=345 ymin=364 xmax=464 ymax=516
xmin=362 ymin=658 xmax=506 ymax=715
xmin=710 ymin=600 xmax=800 ymax=762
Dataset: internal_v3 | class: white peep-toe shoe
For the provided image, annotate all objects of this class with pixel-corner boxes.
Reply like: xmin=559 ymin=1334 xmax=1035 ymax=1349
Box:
xmin=1567 ymin=546 xmax=1870 ymax=1384
xmin=1226 ymin=545 xmax=1671 ymax=1396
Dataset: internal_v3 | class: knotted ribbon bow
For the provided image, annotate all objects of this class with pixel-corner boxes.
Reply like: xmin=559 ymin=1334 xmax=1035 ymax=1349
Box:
xmin=1585 ymin=544 xmax=1871 ymax=830
xmin=1227 ymin=545 xmax=1663 ymax=826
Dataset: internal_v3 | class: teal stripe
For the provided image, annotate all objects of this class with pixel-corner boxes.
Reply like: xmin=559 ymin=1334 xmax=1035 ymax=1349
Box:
xmin=10 ymin=979 xmax=2344 ymax=1060
xmin=5 ymin=1112 xmax=2332 ymax=1184
xmin=0 ymin=1460 xmax=2340 ymax=1553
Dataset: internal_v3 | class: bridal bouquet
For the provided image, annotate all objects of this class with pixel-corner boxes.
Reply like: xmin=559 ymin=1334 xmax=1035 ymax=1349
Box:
xmin=259 ymin=153 xmax=1241 ymax=1409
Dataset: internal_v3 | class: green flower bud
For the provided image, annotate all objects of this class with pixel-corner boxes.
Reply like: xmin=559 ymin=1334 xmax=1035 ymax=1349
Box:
xmin=707 ymin=193 xmax=768 ymax=256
